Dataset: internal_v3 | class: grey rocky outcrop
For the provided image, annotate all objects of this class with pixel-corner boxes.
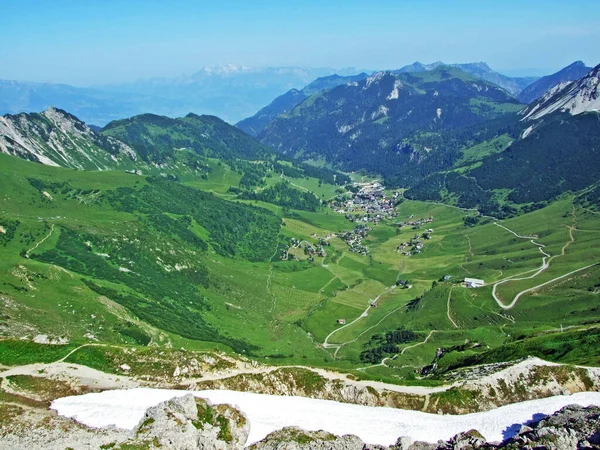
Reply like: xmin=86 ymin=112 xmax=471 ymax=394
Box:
xmin=134 ymin=394 xmax=250 ymax=449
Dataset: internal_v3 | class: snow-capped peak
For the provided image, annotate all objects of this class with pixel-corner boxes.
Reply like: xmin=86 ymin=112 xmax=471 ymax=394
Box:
xmin=523 ymin=64 xmax=600 ymax=121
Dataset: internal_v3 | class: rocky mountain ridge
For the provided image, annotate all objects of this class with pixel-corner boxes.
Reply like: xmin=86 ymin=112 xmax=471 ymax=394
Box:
xmin=237 ymin=72 xmax=369 ymax=136
xmin=0 ymin=107 xmax=137 ymax=170
xmin=0 ymin=107 xmax=275 ymax=171
xmin=517 ymin=60 xmax=592 ymax=104
xmin=522 ymin=63 xmax=600 ymax=120
xmin=395 ymin=61 xmax=538 ymax=96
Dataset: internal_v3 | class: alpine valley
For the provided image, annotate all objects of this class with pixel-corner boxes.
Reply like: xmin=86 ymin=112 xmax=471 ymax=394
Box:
xmin=1 ymin=59 xmax=600 ymax=450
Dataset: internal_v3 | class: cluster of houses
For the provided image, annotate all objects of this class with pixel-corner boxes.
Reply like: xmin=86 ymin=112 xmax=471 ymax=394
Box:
xmin=281 ymin=237 xmax=329 ymax=262
xmin=396 ymin=214 xmax=435 ymax=228
xmin=397 ymin=229 xmax=433 ymax=256
xmin=330 ymin=182 xmax=399 ymax=225
xmin=339 ymin=224 xmax=371 ymax=255
xmin=395 ymin=279 xmax=413 ymax=289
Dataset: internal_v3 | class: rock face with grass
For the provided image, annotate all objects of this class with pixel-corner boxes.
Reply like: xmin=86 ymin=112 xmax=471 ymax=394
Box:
xmin=133 ymin=394 xmax=249 ymax=449
xmin=247 ymin=427 xmax=369 ymax=450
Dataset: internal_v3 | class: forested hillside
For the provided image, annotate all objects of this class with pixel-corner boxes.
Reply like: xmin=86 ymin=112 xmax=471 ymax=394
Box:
xmin=259 ymin=67 xmax=524 ymax=186
xmin=101 ymin=113 xmax=274 ymax=163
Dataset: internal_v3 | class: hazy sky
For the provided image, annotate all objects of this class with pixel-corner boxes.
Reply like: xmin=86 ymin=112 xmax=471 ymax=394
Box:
xmin=1 ymin=0 xmax=598 ymax=85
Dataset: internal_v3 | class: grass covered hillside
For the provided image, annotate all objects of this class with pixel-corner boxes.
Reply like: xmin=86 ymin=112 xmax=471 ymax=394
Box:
xmin=2 ymin=150 xmax=600 ymax=382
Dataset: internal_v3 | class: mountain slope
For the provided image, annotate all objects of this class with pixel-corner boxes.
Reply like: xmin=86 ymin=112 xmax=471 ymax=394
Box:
xmin=406 ymin=65 xmax=600 ymax=213
xmin=396 ymin=61 xmax=537 ymax=96
xmin=100 ymin=113 xmax=275 ymax=163
xmin=0 ymin=152 xmax=281 ymax=352
xmin=237 ymin=73 xmax=369 ymax=136
xmin=0 ymin=107 xmax=137 ymax=170
xmin=521 ymin=64 xmax=600 ymax=121
xmin=517 ymin=61 xmax=592 ymax=104
xmin=259 ymin=67 xmax=523 ymax=185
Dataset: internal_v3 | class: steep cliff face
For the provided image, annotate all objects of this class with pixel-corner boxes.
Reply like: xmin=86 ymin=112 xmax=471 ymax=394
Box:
xmin=0 ymin=107 xmax=137 ymax=169
xmin=517 ymin=60 xmax=592 ymax=104
xmin=522 ymin=64 xmax=600 ymax=120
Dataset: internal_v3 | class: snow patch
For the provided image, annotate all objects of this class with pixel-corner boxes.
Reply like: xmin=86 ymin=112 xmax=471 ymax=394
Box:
xmin=51 ymin=388 xmax=600 ymax=446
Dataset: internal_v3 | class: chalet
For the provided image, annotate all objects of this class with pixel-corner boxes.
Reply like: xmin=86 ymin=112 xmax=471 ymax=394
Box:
xmin=443 ymin=275 xmax=452 ymax=281
xmin=337 ymin=318 xmax=346 ymax=324
xmin=464 ymin=277 xmax=485 ymax=288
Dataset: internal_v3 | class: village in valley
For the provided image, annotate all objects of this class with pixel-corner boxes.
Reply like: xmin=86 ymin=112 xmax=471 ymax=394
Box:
xmin=279 ymin=179 xmax=486 ymax=290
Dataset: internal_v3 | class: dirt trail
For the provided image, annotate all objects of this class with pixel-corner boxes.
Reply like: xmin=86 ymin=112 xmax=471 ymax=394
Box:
xmin=322 ymin=286 xmax=396 ymax=352
xmin=0 ymin=342 xmax=449 ymax=396
xmin=25 ymin=223 xmax=55 ymax=258
xmin=401 ymin=330 xmax=438 ymax=355
xmin=446 ymin=287 xmax=458 ymax=328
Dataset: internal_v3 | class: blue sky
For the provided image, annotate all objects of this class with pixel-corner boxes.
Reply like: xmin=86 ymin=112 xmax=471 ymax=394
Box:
xmin=1 ymin=0 xmax=598 ymax=85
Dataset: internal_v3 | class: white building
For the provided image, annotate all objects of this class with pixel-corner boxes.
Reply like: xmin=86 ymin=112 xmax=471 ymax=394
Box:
xmin=464 ymin=277 xmax=484 ymax=288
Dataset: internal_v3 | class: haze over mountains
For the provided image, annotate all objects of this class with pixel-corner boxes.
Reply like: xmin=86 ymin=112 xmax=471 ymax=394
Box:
xmin=1 ymin=52 xmax=600 ymax=449
xmin=0 ymin=60 xmax=591 ymax=129
xmin=0 ymin=66 xmax=365 ymax=126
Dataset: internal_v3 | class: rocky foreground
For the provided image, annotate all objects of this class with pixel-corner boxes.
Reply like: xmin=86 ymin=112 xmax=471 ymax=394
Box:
xmin=2 ymin=393 xmax=599 ymax=449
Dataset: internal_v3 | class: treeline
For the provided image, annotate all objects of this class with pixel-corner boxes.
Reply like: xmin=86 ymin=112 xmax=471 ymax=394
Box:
xmin=238 ymin=182 xmax=322 ymax=212
xmin=359 ymin=327 xmax=419 ymax=364
xmin=409 ymin=113 xmax=600 ymax=211
xmin=405 ymin=172 xmax=517 ymax=219
xmin=0 ymin=217 xmax=19 ymax=246
xmin=107 ymin=177 xmax=281 ymax=262
xmin=82 ymin=280 xmax=256 ymax=354
xmin=471 ymin=113 xmax=600 ymax=204
xmin=575 ymin=184 xmax=600 ymax=211
xmin=273 ymin=161 xmax=351 ymax=185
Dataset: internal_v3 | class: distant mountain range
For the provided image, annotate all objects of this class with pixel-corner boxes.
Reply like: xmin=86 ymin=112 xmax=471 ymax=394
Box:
xmin=395 ymin=61 xmax=538 ymax=96
xmin=237 ymin=61 xmax=591 ymax=137
xmin=0 ymin=66 xmax=365 ymax=126
xmin=1 ymin=61 xmax=586 ymax=129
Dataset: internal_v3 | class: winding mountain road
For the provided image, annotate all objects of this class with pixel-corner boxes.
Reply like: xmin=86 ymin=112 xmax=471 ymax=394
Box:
xmin=489 ymin=216 xmax=597 ymax=310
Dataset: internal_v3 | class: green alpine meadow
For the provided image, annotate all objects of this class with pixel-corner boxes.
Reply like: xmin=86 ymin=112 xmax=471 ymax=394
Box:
xmin=1 ymin=3 xmax=600 ymax=448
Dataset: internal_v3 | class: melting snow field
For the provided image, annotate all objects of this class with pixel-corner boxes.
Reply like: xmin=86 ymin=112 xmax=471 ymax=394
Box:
xmin=51 ymin=389 xmax=600 ymax=446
